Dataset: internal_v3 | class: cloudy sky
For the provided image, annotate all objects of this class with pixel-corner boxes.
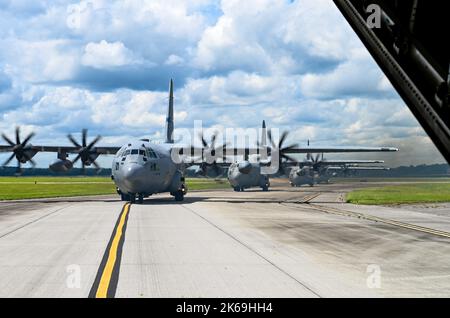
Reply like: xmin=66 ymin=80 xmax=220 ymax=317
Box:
xmin=0 ymin=0 xmax=445 ymax=168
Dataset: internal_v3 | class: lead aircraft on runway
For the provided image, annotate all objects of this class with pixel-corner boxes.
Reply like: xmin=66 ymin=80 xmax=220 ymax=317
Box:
xmin=0 ymin=80 xmax=399 ymax=203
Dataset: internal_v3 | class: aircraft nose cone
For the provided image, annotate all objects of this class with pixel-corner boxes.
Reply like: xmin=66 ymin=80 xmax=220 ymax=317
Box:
xmin=123 ymin=164 xmax=145 ymax=193
xmin=124 ymin=164 xmax=141 ymax=180
xmin=238 ymin=161 xmax=252 ymax=174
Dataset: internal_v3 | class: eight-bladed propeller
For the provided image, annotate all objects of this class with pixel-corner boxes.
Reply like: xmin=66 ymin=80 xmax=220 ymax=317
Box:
xmin=305 ymin=153 xmax=324 ymax=171
xmin=196 ymin=132 xmax=227 ymax=177
xmin=1 ymin=127 xmax=37 ymax=174
xmin=67 ymin=129 xmax=102 ymax=172
xmin=267 ymin=129 xmax=298 ymax=175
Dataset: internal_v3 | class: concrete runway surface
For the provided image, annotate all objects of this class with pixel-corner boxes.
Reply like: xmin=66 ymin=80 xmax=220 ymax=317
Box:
xmin=1 ymin=181 xmax=450 ymax=298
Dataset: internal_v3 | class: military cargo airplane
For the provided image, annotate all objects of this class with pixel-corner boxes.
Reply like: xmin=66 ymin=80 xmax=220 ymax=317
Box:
xmin=224 ymin=121 xmax=395 ymax=192
xmin=288 ymin=153 xmax=389 ymax=187
xmin=1 ymin=80 xmax=399 ymax=203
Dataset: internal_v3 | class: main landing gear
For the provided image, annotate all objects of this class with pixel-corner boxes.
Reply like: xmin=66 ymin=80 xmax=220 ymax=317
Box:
xmin=170 ymin=190 xmax=184 ymax=202
xmin=171 ymin=183 xmax=186 ymax=202
xmin=120 ymin=193 xmax=145 ymax=204
xmin=174 ymin=190 xmax=184 ymax=202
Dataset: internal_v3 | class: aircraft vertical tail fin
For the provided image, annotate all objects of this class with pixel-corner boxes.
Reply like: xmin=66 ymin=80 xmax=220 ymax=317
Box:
xmin=261 ymin=120 xmax=267 ymax=147
xmin=258 ymin=120 xmax=268 ymax=162
xmin=165 ymin=79 xmax=174 ymax=144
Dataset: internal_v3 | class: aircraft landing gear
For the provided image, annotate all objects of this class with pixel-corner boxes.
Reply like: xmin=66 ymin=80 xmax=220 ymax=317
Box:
xmin=129 ymin=194 xmax=136 ymax=204
xmin=138 ymin=194 xmax=144 ymax=204
xmin=261 ymin=186 xmax=269 ymax=192
xmin=181 ymin=183 xmax=188 ymax=195
xmin=174 ymin=190 xmax=184 ymax=202
xmin=121 ymin=193 xmax=130 ymax=201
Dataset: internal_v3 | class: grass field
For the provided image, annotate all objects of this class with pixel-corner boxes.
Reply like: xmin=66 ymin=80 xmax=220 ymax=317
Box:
xmin=346 ymin=183 xmax=450 ymax=205
xmin=335 ymin=177 xmax=450 ymax=183
xmin=0 ymin=177 xmax=230 ymax=200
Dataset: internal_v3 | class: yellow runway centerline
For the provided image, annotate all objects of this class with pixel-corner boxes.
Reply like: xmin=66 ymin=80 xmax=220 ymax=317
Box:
xmin=89 ymin=203 xmax=131 ymax=298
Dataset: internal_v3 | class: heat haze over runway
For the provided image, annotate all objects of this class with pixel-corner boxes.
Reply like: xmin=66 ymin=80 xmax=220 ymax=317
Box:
xmin=1 ymin=181 xmax=450 ymax=298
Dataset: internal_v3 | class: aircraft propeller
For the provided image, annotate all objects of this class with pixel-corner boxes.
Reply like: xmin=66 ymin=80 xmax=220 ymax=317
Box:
xmin=67 ymin=129 xmax=102 ymax=172
xmin=1 ymin=127 xmax=37 ymax=174
xmin=267 ymin=129 xmax=298 ymax=175
xmin=306 ymin=153 xmax=323 ymax=170
xmin=196 ymin=132 xmax=227 ymax=177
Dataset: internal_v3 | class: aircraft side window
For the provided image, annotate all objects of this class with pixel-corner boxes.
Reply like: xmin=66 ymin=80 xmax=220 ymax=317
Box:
xmin=147 ymin=148 xmax=158 ymax=159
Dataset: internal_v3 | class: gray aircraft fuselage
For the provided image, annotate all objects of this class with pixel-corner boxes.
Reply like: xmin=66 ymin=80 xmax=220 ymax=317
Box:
xmin=227 ymin=161 xmax=270 ymax=191
xmin=289 ymin=166 xmax=316 ymax=187
xmin=111 ymin=141 xmax=185 ymax=199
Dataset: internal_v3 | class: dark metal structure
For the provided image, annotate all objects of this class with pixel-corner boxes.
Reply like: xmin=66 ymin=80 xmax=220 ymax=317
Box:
xmin=334 ymin=0 xmax=450 ymax=162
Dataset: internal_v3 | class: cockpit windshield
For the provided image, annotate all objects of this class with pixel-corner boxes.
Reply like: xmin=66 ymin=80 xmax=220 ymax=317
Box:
xmin=121 ymin=147 xmax=156 ymax=159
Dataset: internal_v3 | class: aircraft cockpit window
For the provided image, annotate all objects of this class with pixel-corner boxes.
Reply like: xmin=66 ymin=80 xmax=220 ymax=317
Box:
xmin=124 ymin=150 xmax=131 ymax=156
xmin=139 ymin=150 xmax=146 ymax=156
xmin=147 ymin=148 xmax=158 ymax=159
xmin=131 ymin=149 xmax=139 ymax=155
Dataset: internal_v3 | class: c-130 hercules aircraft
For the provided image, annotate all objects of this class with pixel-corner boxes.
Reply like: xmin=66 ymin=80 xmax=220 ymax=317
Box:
xmin=0 ymin=80 xmax=398 ymax=203
xmin=224 ymin=123 xmax=390 ymax=191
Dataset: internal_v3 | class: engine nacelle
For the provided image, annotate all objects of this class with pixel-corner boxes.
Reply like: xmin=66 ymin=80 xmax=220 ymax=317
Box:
xmin=296 ymin=166 xmax=312 ymax=176
xmin=84 ymin=152 xmax=100 ymax=166
xmin=238 ymin=161 xmax=252 ymax=174
xmin=18 ymin=147 xmax=38 ymax=164
xmin=194 ymin=166 xmax=206 ymax=176
xmin=49 ymin=159 xmax=74 ymax=172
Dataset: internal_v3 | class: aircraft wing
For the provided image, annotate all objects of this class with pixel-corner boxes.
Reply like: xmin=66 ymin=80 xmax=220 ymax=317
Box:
xmin=0 ymin=145 xmax=12 ymax=153
xmin=23 ymin=145 xmax=121 ymax=155
xmin=284 ymin=147 xmax=398 ymax=154
xmin=182 ymin=146 xmax=397 ymax=155
xmin=315 ymin=160 xmax=384 ymax=165
xmin=327 ymin=166 xmax=389 ymax=171
xmin=0 ymin=144 xmax=121 ymax=163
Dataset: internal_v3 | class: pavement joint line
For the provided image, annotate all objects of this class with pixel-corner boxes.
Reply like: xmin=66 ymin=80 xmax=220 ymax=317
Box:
xmin=0 ymin=203 xmax=74 ymax=240
xmin=180 ymin=204 xmax=322 ymax=298
xmin=295 ymin=193 xmax=322 ymax=204
xmin=275 ymin=192 xmax=321 ymax=205
xmin=284 ymin=201 xmax=450 ymax=240
xmin=89 ymin=202 xmax=131 ymax=298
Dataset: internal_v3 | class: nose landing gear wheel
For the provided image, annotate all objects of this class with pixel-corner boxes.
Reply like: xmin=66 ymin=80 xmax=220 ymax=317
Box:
xmin=138 ymin=194 xmax=144 ymax=204
xmin=174 ymin=190 xmax=184 ymax=202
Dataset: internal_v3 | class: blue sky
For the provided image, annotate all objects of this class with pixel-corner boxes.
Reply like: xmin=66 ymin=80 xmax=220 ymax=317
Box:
xmin=0 ymin=0 xmax=445 ymax=168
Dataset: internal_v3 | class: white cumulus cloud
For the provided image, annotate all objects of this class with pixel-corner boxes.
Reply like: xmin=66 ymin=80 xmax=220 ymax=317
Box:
xmin=82 ymin=40 xmax=141 ymax=69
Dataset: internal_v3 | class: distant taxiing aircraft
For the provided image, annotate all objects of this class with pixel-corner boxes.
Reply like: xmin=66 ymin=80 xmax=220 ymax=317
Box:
xmin=0 ymin=80 xmax=398 ymax=203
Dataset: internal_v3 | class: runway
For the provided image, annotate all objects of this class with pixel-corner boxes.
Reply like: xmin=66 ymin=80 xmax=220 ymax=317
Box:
xmin=1 ymin=181 xmax=450 ymax=298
